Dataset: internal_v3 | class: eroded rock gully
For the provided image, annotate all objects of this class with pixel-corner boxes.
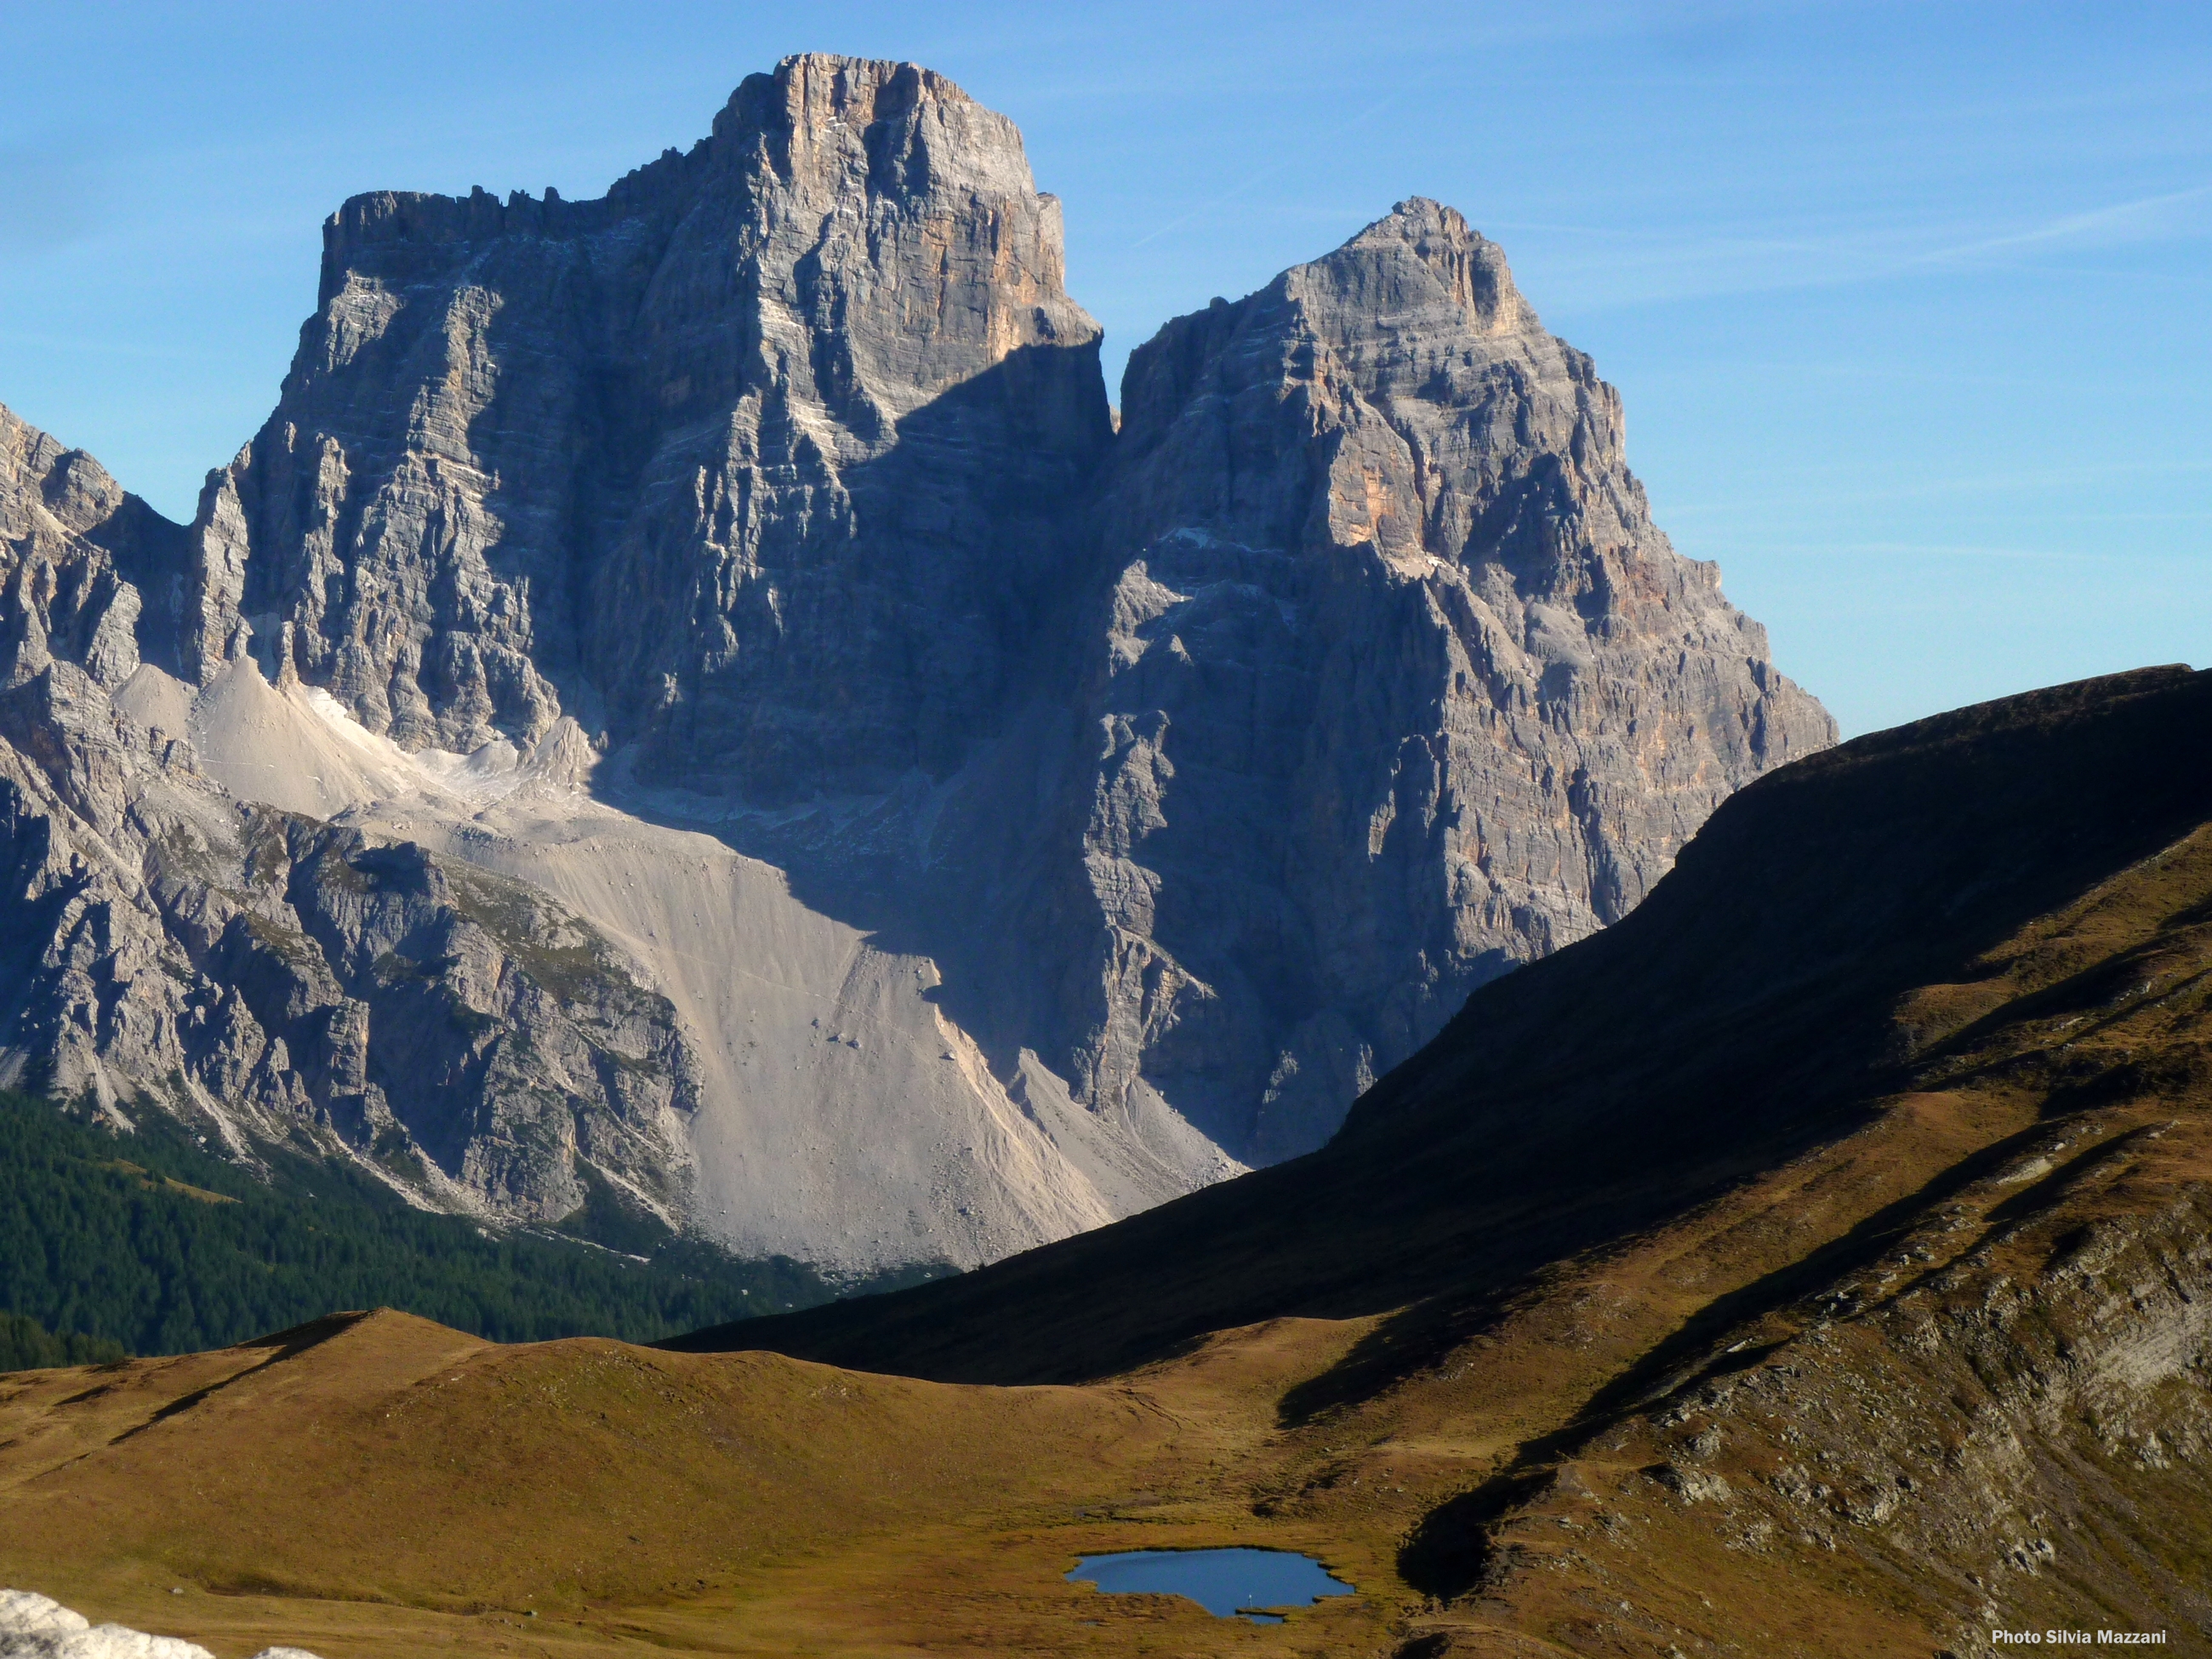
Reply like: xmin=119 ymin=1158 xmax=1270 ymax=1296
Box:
xmin=0 ymin=54 xmax=1829 ymax=1267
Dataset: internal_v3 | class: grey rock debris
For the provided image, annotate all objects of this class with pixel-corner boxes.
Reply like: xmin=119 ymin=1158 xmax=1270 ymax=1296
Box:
xmin=0 ymin=1585 xmax=328 ymax=1657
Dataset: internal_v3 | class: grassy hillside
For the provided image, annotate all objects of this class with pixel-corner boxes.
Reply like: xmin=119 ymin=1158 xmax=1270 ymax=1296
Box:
xmin=0 ymin=1089 xmax=924 ymax=1357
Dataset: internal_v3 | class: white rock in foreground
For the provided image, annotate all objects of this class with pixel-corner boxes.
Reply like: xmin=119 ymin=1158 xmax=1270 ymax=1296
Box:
xmin=0 ymin=1590 xmax=320 ymax=1659
xmin=0 ymin=1593 xmax=83 ymax=1637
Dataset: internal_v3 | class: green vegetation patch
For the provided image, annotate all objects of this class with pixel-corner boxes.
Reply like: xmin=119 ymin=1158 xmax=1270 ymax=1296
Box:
xmin=0 ymin=1308 xmax=125 ymax=1371
xmin=0 ymin=1090 xmax=921 ymax=1366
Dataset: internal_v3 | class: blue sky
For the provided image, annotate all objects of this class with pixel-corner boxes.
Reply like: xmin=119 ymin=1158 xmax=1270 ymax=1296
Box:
xmin=3 ymin=1 xmax=2206 ymax=735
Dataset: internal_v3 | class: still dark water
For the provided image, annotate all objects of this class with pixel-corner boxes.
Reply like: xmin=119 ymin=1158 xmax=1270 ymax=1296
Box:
xmin=1066 ymin=1548 xmax=1355 ymax=1622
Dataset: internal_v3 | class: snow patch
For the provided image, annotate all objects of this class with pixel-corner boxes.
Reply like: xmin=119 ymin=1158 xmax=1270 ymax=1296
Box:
xmin=0 ymin=1589 xmax=319 ymax=1659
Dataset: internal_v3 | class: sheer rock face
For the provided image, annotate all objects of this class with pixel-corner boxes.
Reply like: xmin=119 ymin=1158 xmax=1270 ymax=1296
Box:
xmin=191 ymin=53 xmax=1110 ymax=796
xmin=1 ymin=407 xmax=191 ymax=692
xmin=1035 ymin=201 xmax=1833 ymax=1156
xmin=0 ymin=60 xmax=1834 ymax=1256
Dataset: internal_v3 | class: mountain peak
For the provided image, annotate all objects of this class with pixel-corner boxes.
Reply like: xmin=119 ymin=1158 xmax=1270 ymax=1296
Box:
xmin=0 ymin=56 xmax=1827 ymax=1269
xmin=1310 ymin=196 xmax=1532 ymax=335
xmin=765 ymin=50 xmax=978 ymax=113
xmin=715 ymin=53 xmax=1039 ymax=202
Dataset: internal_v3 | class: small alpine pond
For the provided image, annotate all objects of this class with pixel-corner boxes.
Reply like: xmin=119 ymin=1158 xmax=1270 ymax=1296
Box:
xmin=1065 ymin=1548 xmax=1355 ymax=1623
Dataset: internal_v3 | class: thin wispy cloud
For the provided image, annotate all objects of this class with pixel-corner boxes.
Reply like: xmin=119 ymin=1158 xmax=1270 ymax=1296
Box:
xmin=1519 ymin=182 xmax=2212 ymax=312
xmin=1909 ymin=180 xmax=2212 ymax=265
xmin=1129 ymin=95 xmax=1398 ymax=249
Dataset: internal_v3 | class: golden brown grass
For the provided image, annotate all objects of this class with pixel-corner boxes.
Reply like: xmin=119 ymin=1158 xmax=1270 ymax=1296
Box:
xmin=0 ymin=1308 xmax=1405 ymax=1656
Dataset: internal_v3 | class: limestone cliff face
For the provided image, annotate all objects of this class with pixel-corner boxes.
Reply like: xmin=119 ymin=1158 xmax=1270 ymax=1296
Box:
xmin=192 ymin=54 xmax=1109 ymax=795
xmin=0 ymin=57 xmax=1834 ymax=1259
xmin=1026 ymin=201 xmax=1833 ymax=1156
xmin=0 ymin=408 xmax=189 ymax=691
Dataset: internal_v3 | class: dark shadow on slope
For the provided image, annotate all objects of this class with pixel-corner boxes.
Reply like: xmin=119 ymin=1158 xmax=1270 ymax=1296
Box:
xmin=596 ymin=336 xmax=1112 ymax=807
xmin=666 ymin=667 xmax=2212 ymax=1387
xmin=1978 ymin=1124 xmax=2166 ymax=1233
xmin=1399 ymin=1468 xmax=1562 ymax=1600
xmin=106 ymin=1310 xmax=372 ymax=1445
xmin=1528 ymin=1119 xmax=2067 ymax=1439
xmin=1285 ymin=687 xmax=2212 ymax=1425
xmin=1260 ymin=1084 xmax=1905 ymax=1425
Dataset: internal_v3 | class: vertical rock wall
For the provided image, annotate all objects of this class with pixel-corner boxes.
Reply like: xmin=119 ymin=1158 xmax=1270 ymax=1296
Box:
xmin=0 ymin=56 xmax=1835 ymax=1257
xmin=189 ymin=55 xmax=1111 ymax=798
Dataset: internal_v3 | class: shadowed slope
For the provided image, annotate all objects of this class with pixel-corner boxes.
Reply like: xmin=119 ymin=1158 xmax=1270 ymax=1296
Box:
xmin=670 ymin=665 xmax=2212 ymax=1385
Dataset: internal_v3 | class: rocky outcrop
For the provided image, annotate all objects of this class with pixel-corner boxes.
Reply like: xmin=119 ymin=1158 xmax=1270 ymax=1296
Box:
xmin=1391 ymin=1113 xmax=2212 ymax=1656
xmin=0 ymin=402 xmax=703 ymax=1229
xmin=0 ymin=408 xmax=186 ymax=693
xmin=0 ymin=54 xmax=1832 ymax=1263
xmin=1622 ymin=1183 xmax=2212 ymax=1654
xmin=0 ymin=1587 xmax=324 ymax=1659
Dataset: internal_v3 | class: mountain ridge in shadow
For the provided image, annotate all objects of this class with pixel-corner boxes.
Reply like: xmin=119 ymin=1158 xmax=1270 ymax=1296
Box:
xmin=662 ymin=663 xmax=2212 ymax=1391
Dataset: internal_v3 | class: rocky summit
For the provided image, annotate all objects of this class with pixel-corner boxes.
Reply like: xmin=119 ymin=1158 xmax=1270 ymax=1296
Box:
xmin=191 ymin=55 xmax=1110 ymax=786
xmin=0 ymin=54 xmax=1830 ymax=1270
xmin=1032 ymin=197 xmax=1832 ymax=1157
